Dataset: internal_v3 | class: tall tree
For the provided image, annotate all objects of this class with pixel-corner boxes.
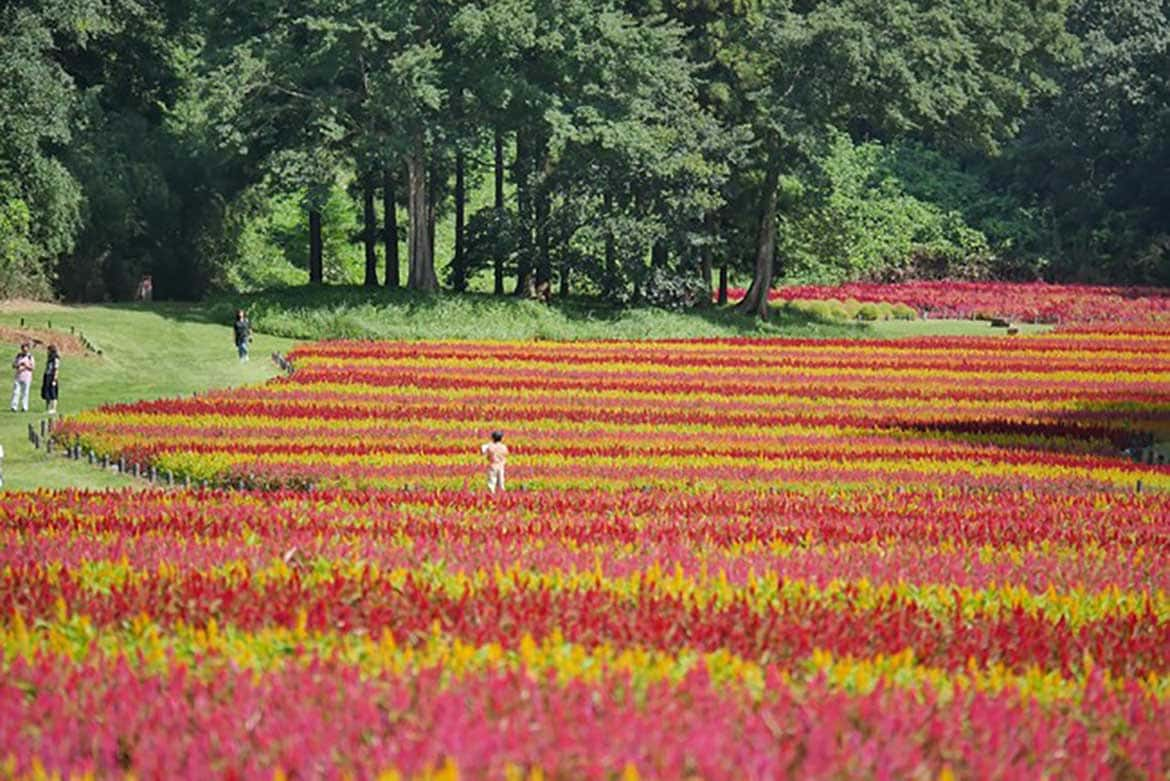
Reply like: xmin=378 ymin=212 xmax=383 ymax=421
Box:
xmin=463 ymin=0 xmax=725 ymax=298
xmin=361 ymin=175 xmax=379 ymax=286
xmin=201 ymin=0 xmax=447 ymax=292
xmin=730 ymin=0 xmax=1074 ymax=317
xmin=1001 ymin=0 xmax=1170 ymax=282
xmin=382 ymin=169 xmax=400 ymax=287
xmin=0 ymin=0 xmax=115 ymax=297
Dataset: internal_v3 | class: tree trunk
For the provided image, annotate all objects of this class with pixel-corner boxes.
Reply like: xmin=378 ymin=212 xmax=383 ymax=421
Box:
xmin=406 ymin=151 xmax=437 ymax=292
xmin=383 ymin=169 xmax=399 ymax=288
xmin=735 ymin=163 xmax=781 ymax=319
xmin=534 ymin=139 xmax=552 ymax=287
xmin=535 ymin=189 xmax=550 ymax=287
xmin=308 ymin=208 xmax=323 ymax=284
xmin=450 ymin=89 xmax=467 ymax=293
xmin=513 ymin=128 xmax=532 ymax=295
xmin=560 ymin=261 xmax=570 ymax=297
xmin=651 ymin=241 xmax=668 ymax=269
xmin=451 ymin=144 xmax=467 ymax=292
xmin=699 ymin=212 xmax=714 ymax=305
xmin=427 ymin=159 xmax=437 ymax=271
xmin=362 ymin=178 xmax=379 ymax=287
xmin=493 ymin=129 xmax=505 ymax=295
xmin=494 ymin=130 xmax=506 ymax=211
xmin=718 ymin=264 xmax=728 ymax=306
xmin=603 ymin=191 xmax=616 ymax=297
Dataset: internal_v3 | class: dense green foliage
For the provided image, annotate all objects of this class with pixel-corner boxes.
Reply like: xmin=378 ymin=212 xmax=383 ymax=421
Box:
xmin=2 ymin=0 xmax=1166 ymax=311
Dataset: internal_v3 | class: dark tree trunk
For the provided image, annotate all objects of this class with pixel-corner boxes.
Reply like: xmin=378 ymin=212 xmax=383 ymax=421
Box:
xmin=383 ymin=169 xmax=399 ymax=288
xmin=718 ymin=264 xmax=729 ymax=306
xmin=450 ymin=89 xmax=467 ymax=293
xmin=308 ymin=208 xmax=323 ymax=284
xmin=513 ymin=128 xmax=532 ymax=295
xmin=651 ymin=241 xmax=668 ymax=269
xmin=603 ymin=191 xmax=616 ymax=297
xmin=535 ymin=187 xmax=551 ymax=286
xmin=406 ymin=150 xmax=437 ymax=292
xmin=451 ymin=145 xmax=467 ymax=292
xmin=362 ymin=178 xmax=379 ymax=287
xmin=535 ymin=138 xmax=553 ymax=287
xmin=699 ymin=212 xmax=715 ymax=304
xmin=494 ymin=130 xmax=506 ymax=210
xmin=560 ymin=262 xmax=569 ymax=297
xmin=735 ymin=163 xmax=781 ymax=319
xmin=427 ymin=159 xmax=437 ymax=270
xmin=493 ymin=129 xmax=505 ymax=295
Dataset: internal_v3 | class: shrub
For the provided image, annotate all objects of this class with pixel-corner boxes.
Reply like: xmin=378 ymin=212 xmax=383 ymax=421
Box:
xmin=891 ymin=303 xmax=918 ymax=320
xmin=856 ymin=303 xmax=882 ymax=321
xmin=642 ymin=267 xmax=710 ymax=312
xmin=786 ymin=299 xmax=838 ymax=322
xmin=841 ymin=298 xmax=863 ymax=318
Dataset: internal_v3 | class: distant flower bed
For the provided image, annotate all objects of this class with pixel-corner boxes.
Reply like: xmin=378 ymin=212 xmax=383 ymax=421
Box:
xmin=727 ymin=281 xmax=1170 ymax=325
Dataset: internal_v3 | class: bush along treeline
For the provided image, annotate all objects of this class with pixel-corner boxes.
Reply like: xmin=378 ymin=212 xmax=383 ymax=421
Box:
xmin=3 ymin=0 xmax=1169 ymax=315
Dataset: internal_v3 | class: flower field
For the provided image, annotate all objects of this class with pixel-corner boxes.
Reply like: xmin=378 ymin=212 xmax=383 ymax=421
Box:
xmin=4 ymin=484 xmax=1170 ymax=779
xmin=753 ymin=281 xmax=1170 ymax=325
xmin=57 ymin=333 xmax=1170 ymax=492
xmin=6 ymin=325 xmax=1170 ymax=778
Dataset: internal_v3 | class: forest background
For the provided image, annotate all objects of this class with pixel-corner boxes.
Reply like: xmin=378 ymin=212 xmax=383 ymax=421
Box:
xmin=2 ymin=0 xmax=1168 ymax=317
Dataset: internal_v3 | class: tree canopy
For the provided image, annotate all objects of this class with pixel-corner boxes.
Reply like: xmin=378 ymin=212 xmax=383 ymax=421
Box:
xmin=3 ymin=0 xmax=1166 ymax=313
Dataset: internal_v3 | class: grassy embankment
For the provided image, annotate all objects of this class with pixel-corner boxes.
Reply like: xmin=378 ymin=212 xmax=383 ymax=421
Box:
xmin=1 ymin=290 xmax=1050 ymax=491
xmin=217 ymin=285 xmax=1052 ymax=341
xmin=0 ymin=303 xmax=297 ymax=491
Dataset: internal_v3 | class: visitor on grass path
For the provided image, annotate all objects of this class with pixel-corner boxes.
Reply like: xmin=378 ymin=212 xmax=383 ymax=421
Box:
xmin=10 ymin=343 xmax=34 ymax=412
xmin=481 ymin=430 xmax=508 ymax=494
xmin=234 ymin=310 xmax=252 ymax=363
xmin=136 ymin=274 xmax=153 ymax=302
xmin=41 ymin=345 xmax=60 ymax=415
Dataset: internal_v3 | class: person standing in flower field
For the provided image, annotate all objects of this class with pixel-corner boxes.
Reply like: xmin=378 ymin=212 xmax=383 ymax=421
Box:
xmin=40 ymin=345 xmax=60 ymax=415
xmin=233 ymin=310 xmax=252 ymax=363
xmin=481 ymin=430 xmax=508 ymax=494
xmin=10 ymin=342 xmax=34 ymax=412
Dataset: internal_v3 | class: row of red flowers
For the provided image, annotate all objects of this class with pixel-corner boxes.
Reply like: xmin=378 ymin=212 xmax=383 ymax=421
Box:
xmin=752 ymin=281 xmax=1170 ymax=324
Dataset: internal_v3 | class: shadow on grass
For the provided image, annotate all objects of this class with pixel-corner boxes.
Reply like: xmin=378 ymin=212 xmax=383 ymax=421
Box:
xmin=893 ymin=397 xmax=1170 ymax=474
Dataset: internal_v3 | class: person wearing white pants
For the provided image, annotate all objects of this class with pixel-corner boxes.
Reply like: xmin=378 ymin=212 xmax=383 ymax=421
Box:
xmin=480 ymin=430 xmax=508 ymax=494
xmin=10 ymin=343 xmax=34 ymax=412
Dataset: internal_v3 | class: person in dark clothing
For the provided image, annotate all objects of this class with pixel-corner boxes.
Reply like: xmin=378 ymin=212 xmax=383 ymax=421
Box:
xmin=234 ymin=310 xmax=252 ymax=363
xmin=41 ymin=344 xmax=60 ymax=414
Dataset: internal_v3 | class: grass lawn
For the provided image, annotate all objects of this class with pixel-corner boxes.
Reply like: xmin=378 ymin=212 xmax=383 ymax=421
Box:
xmin=866 ymin=319 xmax=1052 ymax=338
xmin=216 ymin=285 xmax=1054 ymax=342
xmin=1 ymin=303 xmax=298 ymax=491
xmin=0 ymin=293 xmax=1051 ymax=491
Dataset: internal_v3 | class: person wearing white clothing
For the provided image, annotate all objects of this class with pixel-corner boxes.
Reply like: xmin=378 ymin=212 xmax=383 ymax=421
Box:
xmin=10 ymin=343 xmax=34 ymax=412
xmin=480 ymin=430 xmax=508 ymax=494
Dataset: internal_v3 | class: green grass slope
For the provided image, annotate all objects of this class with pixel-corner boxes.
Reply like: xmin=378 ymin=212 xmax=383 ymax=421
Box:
xmin=215 ymin=286 xmax=869 ymax=341
xmin=216 ymin=286 xmax=1052 ymax=341
xmin=1 ymin=303 xmax=297 ymax=491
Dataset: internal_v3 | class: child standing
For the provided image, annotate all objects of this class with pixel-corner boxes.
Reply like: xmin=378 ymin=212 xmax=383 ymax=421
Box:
xmin=481 ymin=430 xmax=508 ymax=494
